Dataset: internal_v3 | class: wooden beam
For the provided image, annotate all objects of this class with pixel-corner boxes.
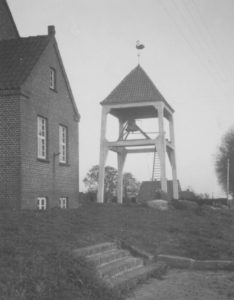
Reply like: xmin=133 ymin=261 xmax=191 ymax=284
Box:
xmin=166 ymin=141 xmax=174 ymax=150
xmin=107 ymin=139 xmax=156 ymax=148
xmin=126 ymin=148 xmax=155 ymax=154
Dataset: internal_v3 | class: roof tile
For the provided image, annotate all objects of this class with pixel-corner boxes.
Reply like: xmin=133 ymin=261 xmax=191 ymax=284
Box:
xmin=0 ymin=36 xmax=50 ymax=90
xmin=102 ymin=65 xmax=173 ymax=110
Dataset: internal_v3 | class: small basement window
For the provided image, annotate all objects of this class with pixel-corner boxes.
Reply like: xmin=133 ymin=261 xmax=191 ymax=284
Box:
xmin=60 ymin=197 xmax=68 ymax=209
xmin=49 ymin=67 xmax=56 ymax=90
xmin=37 ymin=197 xmax=47 ymax=210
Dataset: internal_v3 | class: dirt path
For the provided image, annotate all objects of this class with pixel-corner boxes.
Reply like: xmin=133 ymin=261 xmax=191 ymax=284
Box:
xmin=127 ymin=270 xmax=234 ymax=300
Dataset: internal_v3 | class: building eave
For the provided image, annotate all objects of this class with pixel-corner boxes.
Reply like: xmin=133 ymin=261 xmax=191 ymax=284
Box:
xmin=52 ymin=38 xmax=80 ymax=122
xmin=0 ymin=87 xmax=28 ymax=98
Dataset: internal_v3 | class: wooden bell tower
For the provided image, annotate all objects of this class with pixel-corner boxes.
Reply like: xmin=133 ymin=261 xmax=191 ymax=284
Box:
xmin=97 ymin=65 xmax=178 ymax=203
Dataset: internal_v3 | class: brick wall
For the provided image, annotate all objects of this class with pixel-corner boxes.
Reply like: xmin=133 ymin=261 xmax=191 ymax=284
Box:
xmin=0 ymin=0 xmax=19 ymax=40
xmin=0 ymin=94 xmax=21 ymax=209
xmin=20 ymin=38 xmax=79 ymax=209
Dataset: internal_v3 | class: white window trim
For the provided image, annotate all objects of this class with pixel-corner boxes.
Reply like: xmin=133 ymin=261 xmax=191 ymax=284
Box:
xmin=59 ymin=125 xmax=67 ymax=164
xmin=60 ymin=197 xmax=68 ymax=209
xmin=37 ymin=116 xmax=47 ymax=160
xmin=50 ymin=68 xmax=56 ymax=90
xmin=37 ymin=197 xmax=47 ymax=210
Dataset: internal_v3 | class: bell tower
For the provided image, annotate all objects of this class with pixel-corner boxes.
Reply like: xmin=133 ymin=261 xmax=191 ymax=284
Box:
xmin=97 ymin=65 xmax=178 ymax=203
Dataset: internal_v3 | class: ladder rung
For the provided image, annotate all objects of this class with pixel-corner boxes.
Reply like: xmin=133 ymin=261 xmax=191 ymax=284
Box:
xmin=152 ymin=149 xmax=160 ymax=181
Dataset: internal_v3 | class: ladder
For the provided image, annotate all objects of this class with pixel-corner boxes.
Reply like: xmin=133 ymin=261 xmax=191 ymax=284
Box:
xmin=152 ymin=149 xmax=160 ymax=181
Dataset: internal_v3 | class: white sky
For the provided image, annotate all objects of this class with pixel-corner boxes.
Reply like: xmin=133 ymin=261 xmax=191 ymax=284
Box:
xmin=9 ymin=0 xmax=234 ymax=197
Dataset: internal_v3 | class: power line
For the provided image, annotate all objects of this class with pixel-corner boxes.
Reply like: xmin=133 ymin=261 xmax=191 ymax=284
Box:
xmin=182 ymin=0 xmax=230 ymax=82
xmin=190 ymin=0 xmax=234 ymax=80
xmin=171 ymin=0 xmax=225 ymax=83
xmin=159 ymin=0 xmax=223 ymax=85
xmin=180 ymin=0 xmax=225 ymax=80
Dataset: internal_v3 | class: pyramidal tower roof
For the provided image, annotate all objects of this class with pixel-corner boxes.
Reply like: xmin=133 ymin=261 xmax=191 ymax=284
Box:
xmin=101 ymin=65 xmax=173 ymax=111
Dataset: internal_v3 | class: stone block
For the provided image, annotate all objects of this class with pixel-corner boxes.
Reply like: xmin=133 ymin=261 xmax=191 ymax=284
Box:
xmin=157 ymin=254 xmax=195 ymax=269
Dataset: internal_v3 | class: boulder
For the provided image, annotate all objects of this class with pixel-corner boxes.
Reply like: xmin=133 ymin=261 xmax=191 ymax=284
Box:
xmin=147 ymin=200 xmax=168 ymax=210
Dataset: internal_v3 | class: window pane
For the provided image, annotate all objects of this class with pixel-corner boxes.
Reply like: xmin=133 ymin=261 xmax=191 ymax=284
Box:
xmin=60 ymin=197 xmax=67 ymax=209
xmin=37 ymin=197 xmax=47 ymax=210
xmin=50 ymin=68 xmax=56 ymax=90
xmin=38 ymin=138 xmax=42 ymax=157
xmin=59 ymin=125 xmax=67 ymax=163
xmin=37 ymin=117 xmax=47 ymax=159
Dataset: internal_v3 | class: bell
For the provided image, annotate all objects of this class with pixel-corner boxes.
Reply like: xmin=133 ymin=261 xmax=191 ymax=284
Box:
xmin=126 ymin=119 xmax=138 ymax=132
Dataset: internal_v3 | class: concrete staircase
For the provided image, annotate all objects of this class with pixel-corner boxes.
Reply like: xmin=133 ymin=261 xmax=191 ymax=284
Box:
xmin=73 ymin=242 xmax=158 ymax=287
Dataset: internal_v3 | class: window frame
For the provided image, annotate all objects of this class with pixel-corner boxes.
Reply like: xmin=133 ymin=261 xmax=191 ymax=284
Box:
xmin=37 ymin=197 xmax=47 ymax=210
xmin=49 ymin=67 xmax=56 ymax=91
xmin=59 ymin=124 xmax=68 ymax=164
xmin=59 ymin=197 xmax=68 ymax=209
xmin=37 ymin=116 xmax=48 ymax=160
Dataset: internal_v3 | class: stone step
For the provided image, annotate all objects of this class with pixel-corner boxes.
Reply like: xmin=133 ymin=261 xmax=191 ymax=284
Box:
xmin=73 ymin=242 xmax=158 ymax=290
xmin=98 ymin=256 xmax=143 ymax=279
xmin=73 ymin=242 xmax=117 ymax=257
xmin=87 ymin=249 xmax=130 ymax=266
xmin=108 ymin=263 xmax=160 ymax=287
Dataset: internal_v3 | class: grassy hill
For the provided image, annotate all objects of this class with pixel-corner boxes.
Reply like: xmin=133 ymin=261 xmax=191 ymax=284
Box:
xmin=1 ymin=202 xmax=234 ymax=299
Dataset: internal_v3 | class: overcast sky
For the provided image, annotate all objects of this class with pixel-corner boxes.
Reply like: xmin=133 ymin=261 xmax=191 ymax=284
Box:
xmin=9 ymin=0 xmax=234 ymax=196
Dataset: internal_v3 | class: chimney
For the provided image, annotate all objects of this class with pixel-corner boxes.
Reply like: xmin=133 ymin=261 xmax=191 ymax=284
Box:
xmin=48 ymin=25 xmax=56 ymax=36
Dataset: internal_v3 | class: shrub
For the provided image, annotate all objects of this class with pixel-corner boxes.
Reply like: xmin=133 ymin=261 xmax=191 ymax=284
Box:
xmin=0 ymin=250 xmax=123 ymax=300
xmin=171 ymin=199 xmax=199 ymax=210
xmin=155 ymin=190 xmax=170 ymax=201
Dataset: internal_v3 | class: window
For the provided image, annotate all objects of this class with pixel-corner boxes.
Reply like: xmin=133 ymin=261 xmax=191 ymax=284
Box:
xmin=50 ymin=67 xmax=56 ymax=90
xmin=37 ymin=197 xmax=47 ymax=210
xmin=37 ymin=116 xmax=47 ymax=160
xmin=59 ymin=125 xmax=68 ymax=163
xmin=60 ymin=197 xmax=68 ymax=209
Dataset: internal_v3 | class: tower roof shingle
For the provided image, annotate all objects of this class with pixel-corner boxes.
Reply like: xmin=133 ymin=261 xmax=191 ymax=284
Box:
xmin=101 ymin=65 xmax=174 ymax=111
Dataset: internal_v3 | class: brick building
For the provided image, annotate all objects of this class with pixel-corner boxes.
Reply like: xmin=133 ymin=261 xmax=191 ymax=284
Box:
xmin=0 ymin=0 xmax=80 ymax=209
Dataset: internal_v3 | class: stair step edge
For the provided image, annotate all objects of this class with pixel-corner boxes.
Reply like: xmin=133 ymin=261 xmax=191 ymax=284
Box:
xmin=98 ymin=257 xmax=143 ymax=272
xmin=108 ymin=264 xmax=143 ymax=279
xmin=87 ymin=251 xmax=130 ymax=266
xmin=87 ymin=249 xmax=129 ymax=260
xmin=99 ymin=258 xmax=144 ymax=277
xmin=73 ymin=242 xmax=117 ymax=257
xmin=97 ymin=255 xmax=132 ymax=267
xmin=108 ymin=263 xmax=159 ymax=287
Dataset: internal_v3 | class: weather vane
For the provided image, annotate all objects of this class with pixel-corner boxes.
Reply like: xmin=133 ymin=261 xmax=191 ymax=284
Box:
xmin=136 ymin=40 xmax=145 ymax=65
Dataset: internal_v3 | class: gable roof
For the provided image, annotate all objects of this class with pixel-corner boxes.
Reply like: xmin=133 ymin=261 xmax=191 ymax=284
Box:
xmin=0 ymin=0 xmax=79 ymax=121
xmin=101 ymin=65 xmax=174 ymax=111
xmin=0 ymin=0 xmax=19 ymax=39
xmin=53 ymin=39 xmax=80 ymax=121
xmin=0 ymin=36 xmax=50 ymax=90
xmin=0 ymin=34 xmax=80 ymax=120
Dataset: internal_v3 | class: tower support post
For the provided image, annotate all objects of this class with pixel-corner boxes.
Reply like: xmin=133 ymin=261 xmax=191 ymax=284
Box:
xmin=169 ymin=115 xmax=179 ymax=199
xmin=170 ymin=151 xmax=179 ymax=199
xmin=97 ymin=107 xmax=110 ymax=203
xmin=157 ymin=104 xmax=167 ymax=193
xmin=117 ymin=149 xmax=127 ymax=204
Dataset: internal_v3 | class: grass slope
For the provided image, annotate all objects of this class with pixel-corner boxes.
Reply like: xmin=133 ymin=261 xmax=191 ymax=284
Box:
xmin=1 ymin=203 xmax=234 ymax=299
